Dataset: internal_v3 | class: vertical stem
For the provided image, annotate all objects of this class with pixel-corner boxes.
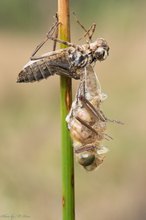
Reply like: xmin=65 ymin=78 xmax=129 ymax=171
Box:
xmin=58 ymin=1 xmax=75 ymax=220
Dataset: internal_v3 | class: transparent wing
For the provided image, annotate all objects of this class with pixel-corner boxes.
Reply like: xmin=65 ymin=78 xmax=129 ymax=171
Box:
xmin=66 ymin=65 xmax=106 ymax=125
xmin=80 ymin=65 xmax=101 ymax=99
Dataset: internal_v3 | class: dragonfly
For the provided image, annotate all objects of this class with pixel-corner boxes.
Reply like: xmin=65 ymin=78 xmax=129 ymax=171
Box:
xmin=66 ymin=64 xmax=123 ymax=171
xmin=17 ymin=16 xmax=109 ymax=83
xmin=66 ymin=65 xmax=111 ymax=171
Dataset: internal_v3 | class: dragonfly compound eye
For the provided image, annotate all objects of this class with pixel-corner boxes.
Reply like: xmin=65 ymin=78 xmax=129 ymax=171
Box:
xmin=78 ymin=153 xmax=95 ymax=167
xmin=95 ymin=47 xmax=108 ymax=61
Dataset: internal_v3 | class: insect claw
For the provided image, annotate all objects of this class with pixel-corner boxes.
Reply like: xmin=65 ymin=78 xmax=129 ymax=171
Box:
xmin=107 ymin=119 xmax=124 ymax=125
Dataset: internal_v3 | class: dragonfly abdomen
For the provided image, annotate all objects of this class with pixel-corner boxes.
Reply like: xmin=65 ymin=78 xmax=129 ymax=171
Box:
xmin=17 ymin=59 xmax=58 ymax=83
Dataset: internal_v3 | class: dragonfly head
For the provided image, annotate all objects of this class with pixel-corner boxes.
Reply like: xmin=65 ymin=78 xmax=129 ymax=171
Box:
xmin=76 ymin=144 xmax=108 ymax=171
xmin=90 ymin=38 xmax=109 ymax=61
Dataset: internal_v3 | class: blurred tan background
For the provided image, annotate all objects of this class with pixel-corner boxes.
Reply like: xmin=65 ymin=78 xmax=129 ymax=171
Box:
xmin=0 ymin=1 xmax=146 ymax=220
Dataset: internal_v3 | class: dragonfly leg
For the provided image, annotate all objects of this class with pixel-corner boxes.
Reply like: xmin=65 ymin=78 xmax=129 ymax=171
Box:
xmin=79 ymin=95 xmax=123 ymax=125
xmin=30 ymin=14 xmax=60 ymax=60
xmin=79 ymin=95 xmax=107 ymax=122
xmin=83 ymin=23 xmax=96 ymax=42
xmin=30 ymin=23 xmax=78 ymax=60
xmin=46 ymin=35 xmax=77 ymax=48
xmin=73 ymin=12 xmax=96 ymax=42
xmin=52 ymin=13 xmax=59 ymax=51
xmin=75 ymin=116 xmax=98 ymax=135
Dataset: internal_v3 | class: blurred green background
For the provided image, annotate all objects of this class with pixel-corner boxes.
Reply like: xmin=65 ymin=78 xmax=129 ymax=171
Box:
xmin=0 ymin=0 xmax=146 ymax=220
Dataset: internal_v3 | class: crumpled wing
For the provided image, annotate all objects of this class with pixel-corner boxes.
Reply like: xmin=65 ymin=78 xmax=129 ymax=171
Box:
xmin=81 ymin=65 xmax=102 ymax=99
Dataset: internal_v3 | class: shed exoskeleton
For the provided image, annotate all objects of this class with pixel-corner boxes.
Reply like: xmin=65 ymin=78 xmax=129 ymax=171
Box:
xmin=17 ymin=17 xmax=109 ymax=83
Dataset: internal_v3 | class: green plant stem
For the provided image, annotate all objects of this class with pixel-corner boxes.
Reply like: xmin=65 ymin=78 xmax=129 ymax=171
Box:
xmin=58 ymin=0 xmax=75 ymax=220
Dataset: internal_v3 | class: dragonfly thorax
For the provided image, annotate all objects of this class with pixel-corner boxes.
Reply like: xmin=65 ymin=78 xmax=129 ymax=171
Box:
xmin=68 ymin=48 xmax=91 ymax=69
xmin=89 ymin=38 xmax=109 ymax=62
xmin=68 ymin=38 xmax=109 ymax=70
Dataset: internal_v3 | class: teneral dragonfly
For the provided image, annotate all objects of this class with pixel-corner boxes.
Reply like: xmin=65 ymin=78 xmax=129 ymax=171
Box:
xmin=17 ymin=19 xmax=109 ymax=83
xmin=66 ymin=65 xmax=110 ymax=171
